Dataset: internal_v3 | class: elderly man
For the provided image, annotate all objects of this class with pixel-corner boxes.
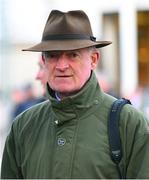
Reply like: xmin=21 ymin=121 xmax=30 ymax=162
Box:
xmin=1 ymin=10 xmax=149 ymax=179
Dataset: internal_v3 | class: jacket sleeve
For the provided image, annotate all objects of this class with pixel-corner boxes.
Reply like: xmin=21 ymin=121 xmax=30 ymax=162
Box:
xmin=1 ymin=123 xmax=23 ymax=179
xmin=129 ymin=133 xmax=149 ymax=178
xmin=122 ymin=107 xmax=149 ymax=179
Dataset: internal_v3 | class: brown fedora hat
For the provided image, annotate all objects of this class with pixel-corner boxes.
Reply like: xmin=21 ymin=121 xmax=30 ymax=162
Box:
xmin=23 ymin=10 xmax=112 ymax=52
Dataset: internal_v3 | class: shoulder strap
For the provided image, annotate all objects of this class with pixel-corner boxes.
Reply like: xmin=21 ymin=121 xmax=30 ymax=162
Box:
xmin=108 ymin=98 xmax=131 ymax=178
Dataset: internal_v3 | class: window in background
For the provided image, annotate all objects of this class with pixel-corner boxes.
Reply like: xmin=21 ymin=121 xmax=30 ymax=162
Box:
xmin=138 ymin=11 xmax=149 ymax=88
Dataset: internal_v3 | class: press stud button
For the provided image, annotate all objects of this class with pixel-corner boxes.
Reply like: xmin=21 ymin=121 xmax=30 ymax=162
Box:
xmin=55 ymin=120 xmax=58 ymax=124
xmin=57 ymin=138 xmax=66 ymax=146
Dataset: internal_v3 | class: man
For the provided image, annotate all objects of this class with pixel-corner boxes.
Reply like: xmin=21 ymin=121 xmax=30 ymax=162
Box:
xmin=1 ymin=10 xmax=149 ymax=179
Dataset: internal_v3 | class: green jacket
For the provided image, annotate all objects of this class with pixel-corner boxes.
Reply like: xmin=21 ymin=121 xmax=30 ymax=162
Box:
xmin=1 ymin=73 xmax=149 ymax=179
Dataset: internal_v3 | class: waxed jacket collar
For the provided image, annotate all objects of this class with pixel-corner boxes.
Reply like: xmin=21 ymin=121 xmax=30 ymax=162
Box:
xmin=46 ymin=72 xmax=104 ymax=124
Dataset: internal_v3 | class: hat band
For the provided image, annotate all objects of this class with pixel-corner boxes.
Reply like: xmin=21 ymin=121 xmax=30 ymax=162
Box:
xmin=42 ymin=34 xmax=96 ymax=41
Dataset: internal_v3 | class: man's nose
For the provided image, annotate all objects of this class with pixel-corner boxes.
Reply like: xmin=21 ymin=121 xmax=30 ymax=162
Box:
xmin=55 ymin=55 xmax=69 ymax=70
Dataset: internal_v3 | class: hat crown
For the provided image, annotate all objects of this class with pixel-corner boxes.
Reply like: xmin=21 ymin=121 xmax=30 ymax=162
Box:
xmin=42 ymin=10 xmax=93 ymax=39
xmin=22 ymin=10 xmax=112 ymax=52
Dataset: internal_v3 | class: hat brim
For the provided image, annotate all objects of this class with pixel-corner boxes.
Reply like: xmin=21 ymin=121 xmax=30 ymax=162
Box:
xmin=22 ymin=40 xmax=112 ymax=52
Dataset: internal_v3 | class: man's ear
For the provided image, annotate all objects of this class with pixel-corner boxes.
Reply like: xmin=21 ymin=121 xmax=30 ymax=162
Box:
xmin=91 ymin=51 xmax=100 ymax=70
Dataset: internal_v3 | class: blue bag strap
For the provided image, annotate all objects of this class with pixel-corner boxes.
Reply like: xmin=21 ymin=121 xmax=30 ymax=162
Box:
xmin=108 ymin=98 xmax=131 ymax=179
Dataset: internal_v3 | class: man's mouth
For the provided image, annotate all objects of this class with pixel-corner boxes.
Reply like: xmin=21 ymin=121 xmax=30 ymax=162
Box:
xmin=56 ymin=75 xmax=72 ymax=78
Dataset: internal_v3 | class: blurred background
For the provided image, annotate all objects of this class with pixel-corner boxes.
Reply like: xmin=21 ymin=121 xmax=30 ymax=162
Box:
xmin=1 ymin=0 xmax=149 ymax=170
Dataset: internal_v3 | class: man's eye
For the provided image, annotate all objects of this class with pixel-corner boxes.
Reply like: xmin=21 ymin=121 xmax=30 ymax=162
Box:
xmin=69 ymin=53 xmax=78 ymax=58
xmin=43 ymin=52 xmax=60 ymax=59
xmin=49 ymin=54 xmax=57 ymax=58
xmin=48 ymin=53 xmax=60 ymax=59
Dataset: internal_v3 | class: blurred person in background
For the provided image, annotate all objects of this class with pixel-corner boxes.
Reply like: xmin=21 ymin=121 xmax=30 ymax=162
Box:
xmin=1 ymin=10 xmax=149 ymax=179
xmin=35 ymin=55 xmax=48 ymax=96
xmin=126 ymin=85 xmax=149 ymax=119
xmin=12 ymin=84 xmax=39 ymax=118
xmin=12 ymin=55 xmax=47 ymax=118
xmin=96 ymin=71 xmax=119 ymax=98
xmin=128 ymin=86 xmax=144 ymax=110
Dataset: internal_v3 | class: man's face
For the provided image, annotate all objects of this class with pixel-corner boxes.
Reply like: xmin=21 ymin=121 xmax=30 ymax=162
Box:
xmin=43 ymin=47 xmax=99 ymax=98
